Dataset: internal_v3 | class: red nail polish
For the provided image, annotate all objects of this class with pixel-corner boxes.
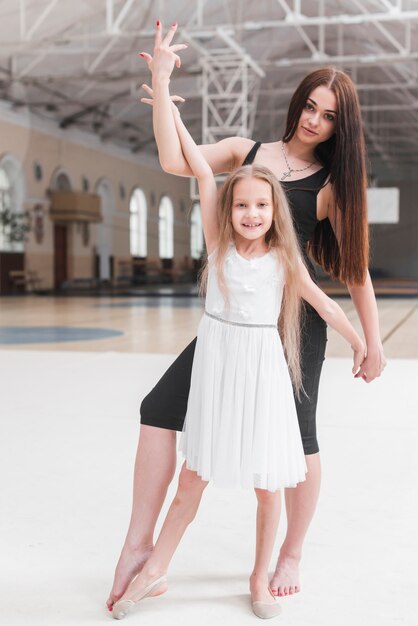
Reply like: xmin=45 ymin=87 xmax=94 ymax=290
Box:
xmin=172 ymin=22 xmax=177 ymax=27
xmin=157 ymin=20 xmax=160 ymax=26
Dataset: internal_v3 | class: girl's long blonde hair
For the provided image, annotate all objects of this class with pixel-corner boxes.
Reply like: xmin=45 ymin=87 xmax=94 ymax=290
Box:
xmin=200 ymin=164 xmax=304 ymax=395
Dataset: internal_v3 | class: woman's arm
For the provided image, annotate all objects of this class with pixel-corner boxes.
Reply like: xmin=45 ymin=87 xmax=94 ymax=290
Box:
xmin=320 ymin=184 xmax=387 ymax=382
xmin=171 ymin=104 xmax=219 ymax=253
xmin=139 ymin=22 xmax=253 ymax=176
xmin=345 ymin=275 xmax=386 ymax=381
xmin=298 ymin=261 xmax=366 ymax=375
xmin=145 ymin=27 xmax=219 ymax=253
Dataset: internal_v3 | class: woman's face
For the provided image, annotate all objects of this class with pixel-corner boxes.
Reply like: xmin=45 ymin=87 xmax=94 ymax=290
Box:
xmin=296 ymin=85 xmax=337 ymax=145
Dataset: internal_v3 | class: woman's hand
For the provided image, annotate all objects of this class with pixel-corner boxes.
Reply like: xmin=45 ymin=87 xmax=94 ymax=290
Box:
xmin=140 ymin=83 xmax=185 ymax=108
xmin=354 ymin=342 xmax=387 ymax=383
xmin=138 ymin=21 xmax=188 ymax=81
xmin=352 ymin=341 xmax=366 ymax=378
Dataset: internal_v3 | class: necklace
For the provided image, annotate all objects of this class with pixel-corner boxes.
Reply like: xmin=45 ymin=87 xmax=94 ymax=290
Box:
xmin=280 ymin=142 xmax=316 ymax=181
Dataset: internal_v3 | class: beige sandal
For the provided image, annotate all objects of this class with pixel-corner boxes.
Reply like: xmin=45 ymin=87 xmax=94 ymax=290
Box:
xmin=252 ymin=589 xmax=282 ymax=619
xmin=112 ymin=575 xmax=167 ymax=620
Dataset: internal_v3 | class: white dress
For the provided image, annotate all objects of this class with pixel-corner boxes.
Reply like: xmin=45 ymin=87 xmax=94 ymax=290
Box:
xmin=179 ymin=245 xmax=307 ymax=492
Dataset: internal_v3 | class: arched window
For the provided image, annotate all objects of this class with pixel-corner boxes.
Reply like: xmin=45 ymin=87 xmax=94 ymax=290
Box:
xmin=130 ymin=188 xmax=147 ymax=257
xmin=55 ymin=172 xmax=72 ymax=191
xmin=95 ymin=178 xmax=114 ymax=281
xmin=190 ymin=203 xmax=204 ymax=260
xmin=158 ymin=196 xmax=174 ymax=259
xmin=0 ymin=155 xmax=25 ymax=252
xmin=50 ymin=167 xmax=72 ymax=192
xmin=0 ymin=168 xmax=11 ymax=251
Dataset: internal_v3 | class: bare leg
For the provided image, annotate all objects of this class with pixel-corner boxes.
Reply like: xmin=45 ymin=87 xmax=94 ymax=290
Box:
xmin=250 ymin=488 xmax=281 ymax=604
xmin=270 ymin=453 xmax=321 ymax=596
xmin=107 ymin=425 xmax=177 ymax=609
xmin=117 ymin=463 xmax=207 ymax=600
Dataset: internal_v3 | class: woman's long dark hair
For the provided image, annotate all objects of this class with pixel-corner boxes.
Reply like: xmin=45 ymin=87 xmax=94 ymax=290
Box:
xmin=283 ymin=67 xmax=369 ymax=285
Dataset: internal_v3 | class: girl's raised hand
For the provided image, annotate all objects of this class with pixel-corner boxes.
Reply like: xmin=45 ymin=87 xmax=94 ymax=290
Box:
xmin=138 ymin=21 xmax=188 ymax=81
xmin=140 ymin=83 xmax=185 ymax=107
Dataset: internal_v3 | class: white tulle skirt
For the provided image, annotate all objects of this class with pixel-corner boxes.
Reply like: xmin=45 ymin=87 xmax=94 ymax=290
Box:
xmin=179 ymin=314 xmax=307 ymax=492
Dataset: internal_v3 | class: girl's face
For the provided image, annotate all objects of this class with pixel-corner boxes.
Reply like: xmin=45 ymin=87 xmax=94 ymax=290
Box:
xmin=296 ymin=85 xmax=337 ymax=144
xmin=231 ymin=177 xmax=274 ymax=243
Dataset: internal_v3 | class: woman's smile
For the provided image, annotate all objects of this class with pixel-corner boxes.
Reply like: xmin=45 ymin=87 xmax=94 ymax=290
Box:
xmin=301 ymin=126 xmax=318 ymax=136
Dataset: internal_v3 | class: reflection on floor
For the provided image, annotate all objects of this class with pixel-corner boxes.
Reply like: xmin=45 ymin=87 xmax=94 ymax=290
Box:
xmin=1 ymin=349 xmax=416 ymax=626
xmin=0 ymin=295 xmax=417 ymax=357
xmin=33 ymin=277 xmax=418 ymax=298
xmin=0 ymin=326 xmax=124 ymax=344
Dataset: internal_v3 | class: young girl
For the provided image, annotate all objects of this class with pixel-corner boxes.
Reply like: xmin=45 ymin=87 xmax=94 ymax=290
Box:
xmin=111 ymin=85 xmax=365 ymax=620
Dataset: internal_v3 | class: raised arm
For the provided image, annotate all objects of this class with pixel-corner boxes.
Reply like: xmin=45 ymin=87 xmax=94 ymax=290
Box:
xmin=172 ymin=103 xmax=219 ymax=253
xmin=139 ymin=22 xmax=253 ymax=176
xmin=143 ymin=24 xmax=219 ymax=252
xmin=297 ymin=261 xmax=366 ymax=375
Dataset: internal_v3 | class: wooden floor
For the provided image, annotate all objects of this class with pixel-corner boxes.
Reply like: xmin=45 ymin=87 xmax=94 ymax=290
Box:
xmin=0 ymin=295 xmax=417 ymax=358
xmin=1 ymin=297 xmax=416 ymax=626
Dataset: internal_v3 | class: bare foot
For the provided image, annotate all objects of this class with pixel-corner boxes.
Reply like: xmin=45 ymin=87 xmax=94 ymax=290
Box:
xmin=250 ymin=572 xmax=276 ymax=604
xmin=269 ymin=553 xmax=301 ymax=597
xmin=106 ymin=545 xmax=153 ymax=611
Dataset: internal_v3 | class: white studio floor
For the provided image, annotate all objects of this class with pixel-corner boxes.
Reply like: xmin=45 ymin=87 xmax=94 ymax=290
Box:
xmin=1 ymin=349 xmax=417 ymax=626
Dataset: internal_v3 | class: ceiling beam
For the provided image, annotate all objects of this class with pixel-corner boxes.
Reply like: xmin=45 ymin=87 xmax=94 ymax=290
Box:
xmin=106 ymin=0 xmax=137 ymax=34
xmin=351 ymin=0 xmax=407 ymax=54
xmin=216 ymin=28 xmax=265 ymax=78
xmin=16 ymin=51 xmax=48 ymax=80
xmin=2 ymin=7 xmax=418 ymax=52
xmin=19 ymin=0 xmax=26 ymax=39
xmin=25 ymin=0 xmax=59 ymax=41
xmin=59 ymin=88 xmax=129 ymax=128
xmin=241 ymin=10 xmax=418 ymax=27
xmin=259 ymin=79 xmax=418 ymax=95
xmin=272 ymin=50 xmax=418 ymax=68
xmin=87 ymin=0 xmax=137 ymax=75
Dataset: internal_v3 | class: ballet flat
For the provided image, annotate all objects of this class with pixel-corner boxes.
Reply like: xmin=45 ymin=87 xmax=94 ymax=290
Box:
xmin=112 ymin=575 xmax=167 ymax=620
xmin=252 ymin=597 xmax=282 ymax=619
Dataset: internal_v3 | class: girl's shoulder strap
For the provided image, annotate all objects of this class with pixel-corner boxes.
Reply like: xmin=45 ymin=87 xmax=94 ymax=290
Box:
xmin=242 ymin=141 xmax=262 ymax=166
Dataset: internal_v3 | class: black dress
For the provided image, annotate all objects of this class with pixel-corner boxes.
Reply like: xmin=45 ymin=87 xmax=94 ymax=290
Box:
xmin=141 ymin=141 xmax=329 ymax=455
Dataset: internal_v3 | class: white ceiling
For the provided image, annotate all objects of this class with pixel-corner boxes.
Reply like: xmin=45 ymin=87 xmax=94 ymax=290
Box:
xmin=1 ymin=0 xmax=418 ymax=179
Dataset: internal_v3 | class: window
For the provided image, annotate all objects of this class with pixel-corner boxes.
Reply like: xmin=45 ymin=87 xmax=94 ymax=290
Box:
xmin=130 ymin=188 xmax=147 ymax=257
xmin=190 ymin=203 xmax=204 ymax=259
xmin=0 ymin=155 xmax=25 ymax=252
xmin=55 ymin=172 xmax=72 ymax=191
xmin=0 ymin=168 xmax=11 ymax=251
xmin=158 ymin=196 xmax=174 ymax=259
xmin=95 ymin=178 xmax=114 ymax=281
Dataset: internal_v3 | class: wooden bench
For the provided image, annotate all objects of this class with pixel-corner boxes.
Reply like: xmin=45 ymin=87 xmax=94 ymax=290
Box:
xmin=9 ymin=270 xmax=42 ymax=293
xmin=115 ymin=257 xmax=197 ymax=285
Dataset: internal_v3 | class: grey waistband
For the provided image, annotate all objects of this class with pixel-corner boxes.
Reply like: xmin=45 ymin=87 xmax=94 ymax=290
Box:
xmin=204 ymin=310 xmax=277 ymax=329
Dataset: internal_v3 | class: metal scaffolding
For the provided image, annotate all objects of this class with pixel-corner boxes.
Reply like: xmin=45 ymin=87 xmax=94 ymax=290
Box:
xmin=187 ymin=26 xmax=264 ymax=199
xmin=0 ymin=0 xmax=417 ymax=178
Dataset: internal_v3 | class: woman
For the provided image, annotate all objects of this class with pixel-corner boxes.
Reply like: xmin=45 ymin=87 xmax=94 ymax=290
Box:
xmin=107 ymin=21 xmax=386 ymax=611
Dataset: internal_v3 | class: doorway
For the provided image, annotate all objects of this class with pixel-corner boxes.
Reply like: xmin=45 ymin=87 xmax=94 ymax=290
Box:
xmin=96 ymin=179 xmax=114 ymax=282
xmin=54 ymin=224 xmax=68 ymax=289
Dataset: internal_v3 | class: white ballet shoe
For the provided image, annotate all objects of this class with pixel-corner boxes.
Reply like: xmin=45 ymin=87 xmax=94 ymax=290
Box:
xmin=112 ymin=575 xmax=167 ymax=620
xmin=252 ymin=591 xmax=282 ymax=619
